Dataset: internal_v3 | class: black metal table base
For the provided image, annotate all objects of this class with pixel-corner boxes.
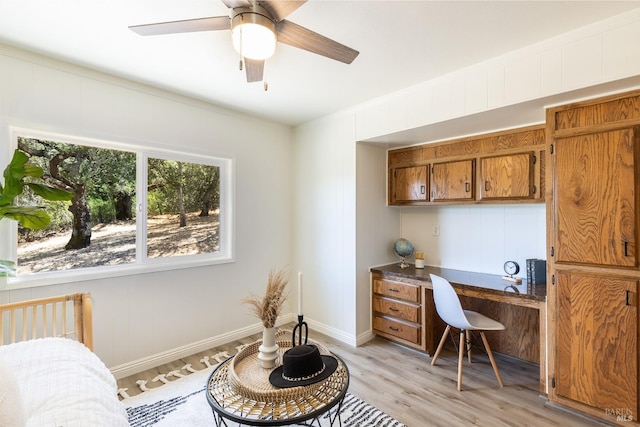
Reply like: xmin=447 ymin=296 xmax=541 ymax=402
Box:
xmin=210 ymin=393 xmax=346 ymax=427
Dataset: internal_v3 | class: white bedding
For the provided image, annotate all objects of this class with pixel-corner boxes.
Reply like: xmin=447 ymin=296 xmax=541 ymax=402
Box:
xmin=0 ymin=337 xmax=129 ymax=427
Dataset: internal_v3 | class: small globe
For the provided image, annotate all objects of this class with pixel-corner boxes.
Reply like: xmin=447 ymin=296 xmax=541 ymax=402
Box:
xmin=393 ymin=238 xmax=414 ymax=259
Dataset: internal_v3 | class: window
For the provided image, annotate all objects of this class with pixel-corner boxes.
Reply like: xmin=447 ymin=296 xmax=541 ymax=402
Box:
xmin=8 ymin=129 xmax=233 ymax=281
xmin=146 ymin=156 xmax=221 ymax=259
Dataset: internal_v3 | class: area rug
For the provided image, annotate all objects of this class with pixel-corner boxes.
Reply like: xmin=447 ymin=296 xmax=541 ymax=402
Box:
xmin=122 ymin=355 xmax=405 ymax=427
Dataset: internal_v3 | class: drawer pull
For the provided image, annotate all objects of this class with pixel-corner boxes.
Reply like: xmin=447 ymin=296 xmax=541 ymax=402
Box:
xmin=388 ymin=288 xmax=399 ymax=293
xmin=389 ymin=326 xmax=400 ymax=332
xmin=389 ymin=307 xmax=400 ymax=312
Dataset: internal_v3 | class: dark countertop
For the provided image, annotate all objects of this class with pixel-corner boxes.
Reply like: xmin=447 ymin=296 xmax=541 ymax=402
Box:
xmin=371 ymin=263 xmax=546 ymax=302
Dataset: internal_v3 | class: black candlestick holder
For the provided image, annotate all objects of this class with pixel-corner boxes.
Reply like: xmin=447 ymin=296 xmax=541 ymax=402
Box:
xmin=292 ymin=314 xmax=308 ymax=346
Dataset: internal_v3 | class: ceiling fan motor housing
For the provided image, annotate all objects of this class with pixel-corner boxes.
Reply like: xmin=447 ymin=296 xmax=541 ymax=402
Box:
xmin=231 ymin=6 xmax=277 ymax=60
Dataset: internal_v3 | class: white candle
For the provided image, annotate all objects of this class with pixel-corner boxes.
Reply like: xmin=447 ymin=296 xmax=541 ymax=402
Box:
xmin=297 ymin=271 xmax=303 ymax=316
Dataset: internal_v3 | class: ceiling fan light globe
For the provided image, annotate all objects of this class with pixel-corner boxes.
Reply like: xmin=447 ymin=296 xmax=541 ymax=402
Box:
xmin=231 ymin=12 xmax=276 ymax=60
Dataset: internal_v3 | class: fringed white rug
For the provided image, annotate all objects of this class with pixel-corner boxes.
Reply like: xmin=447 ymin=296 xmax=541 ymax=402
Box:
xmin=121 ymin=350 xmax=406 ymax=427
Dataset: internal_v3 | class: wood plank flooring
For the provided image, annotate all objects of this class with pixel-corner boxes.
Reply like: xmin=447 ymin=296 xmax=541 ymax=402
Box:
xmin=117 ymin=327 xmax=610 ymax=426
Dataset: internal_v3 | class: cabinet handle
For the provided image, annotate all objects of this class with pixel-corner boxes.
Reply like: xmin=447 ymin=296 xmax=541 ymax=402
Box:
xmin=420 ymin=185 xmax=425 ymax=195
xmin=388 ymin=288 xmax=399 ymax=293
xmin=626 ymin=290 xmax=636 ymax=307
xmin=389 ymin=326 xmax=400 ymax=332
xmin=484 ymin=181 xmax=490 ymax=192
xmin=389 ymin=307 xmax=400 ymax=312
xmin=624 ymin=241 xmax=629 ymax=257
xmin=465 ymin=182 xmax=470 ymax=193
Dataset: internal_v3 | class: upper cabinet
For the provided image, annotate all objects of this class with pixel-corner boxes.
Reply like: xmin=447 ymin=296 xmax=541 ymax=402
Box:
xmin=391 ymin=165 xmax=429 ymax=203
xmin=388 ymin=125 xmax=545 ymax=206
xmin=431 ymin=159 xmax=475 ymax=201
xmin=479 ymin=152 xmax=535 ymax=200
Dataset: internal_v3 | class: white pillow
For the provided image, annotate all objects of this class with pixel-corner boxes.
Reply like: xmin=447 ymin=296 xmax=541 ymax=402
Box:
xmin=0 ymin=355 xmax=26 ymax=427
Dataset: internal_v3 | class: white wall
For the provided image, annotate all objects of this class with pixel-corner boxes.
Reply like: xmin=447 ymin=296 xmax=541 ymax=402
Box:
xmin=0 ymin=45 xmax=294 ymax=375
xmin=355 ymin=142 xmax=400 ymax=338
xmin=399 ymin=204 xmax=546 ymax=278
xmin=293 ymin=113 xmax=357 ymax=344
xmin=355 ymin=8 xmax=640 ymax=141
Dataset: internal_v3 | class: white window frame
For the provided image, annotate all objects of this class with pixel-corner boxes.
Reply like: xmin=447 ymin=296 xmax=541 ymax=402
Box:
xmin=3 ymin=127 xmax=235 ymax=289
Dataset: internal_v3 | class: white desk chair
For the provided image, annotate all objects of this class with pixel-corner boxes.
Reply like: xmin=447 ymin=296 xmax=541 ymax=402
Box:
xmin=429 ymin=274 xmax=505 ymax=391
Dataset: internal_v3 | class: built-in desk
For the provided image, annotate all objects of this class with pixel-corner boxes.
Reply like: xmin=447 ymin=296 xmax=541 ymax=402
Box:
xmin=370 ymin=263 xmax=546 ymax=392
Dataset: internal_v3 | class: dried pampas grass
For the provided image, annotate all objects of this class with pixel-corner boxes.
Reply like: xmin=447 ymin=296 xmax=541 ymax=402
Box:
xmin=242 ymin=268 xmax=289 ymax=328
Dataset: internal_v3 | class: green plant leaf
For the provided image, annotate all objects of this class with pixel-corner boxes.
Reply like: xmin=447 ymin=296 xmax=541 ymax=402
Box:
xmin=27 ymin=182 xmax=75 ymax=201
xmin=0 ymin=206 xmax=51 ymax=229
xmin=0 ymin=259 xmax=16 ymax=277
xmin=4 ymin=149 xmax=28 ymax=183
xmin=0 ymin=150 xmax=29 ymax=205
xmin=23 ymin=163 xmax=44 ymax=178
xmin=0 ymin=149 xmax=73 ymax=227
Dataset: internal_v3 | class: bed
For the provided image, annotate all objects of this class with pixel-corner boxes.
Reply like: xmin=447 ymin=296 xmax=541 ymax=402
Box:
xmin=0 ymin=293 xmax=129 ymax=426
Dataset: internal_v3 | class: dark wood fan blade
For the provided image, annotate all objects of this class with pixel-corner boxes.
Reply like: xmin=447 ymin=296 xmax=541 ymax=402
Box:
xmin=245 ymin=58 xmax=265 ymax=82
xmin=221 ymin=0 xmax=251 ymax=8
xmin=129 ymin=16 xmax=230 ymax=36
xmin=260 ymin=1 xmax=307 ymax=21
xmin=276 ymin=20 xmax=359 ymax=64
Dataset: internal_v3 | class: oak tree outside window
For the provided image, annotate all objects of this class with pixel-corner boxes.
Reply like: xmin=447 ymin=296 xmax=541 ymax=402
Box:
xmin=12 ymin=132 xmax=232 ymax=279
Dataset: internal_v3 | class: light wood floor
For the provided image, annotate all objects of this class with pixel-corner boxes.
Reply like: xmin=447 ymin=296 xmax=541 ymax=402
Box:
xmin=117 ymin=327 xmax=609 ymax=426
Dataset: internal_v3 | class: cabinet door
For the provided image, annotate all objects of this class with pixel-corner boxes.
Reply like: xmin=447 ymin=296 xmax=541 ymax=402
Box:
xmin=555 ymin=128 xmax=637 ymax=267
xmin=556 ymin=271 xmax=638 ymax=419
xmin=431 ymin=159 xmax=474 ymax=201
xmin=392 ymin=165 xmax=428 ymax=203
xmin=480 ymin=152 xmax=534 ymax=200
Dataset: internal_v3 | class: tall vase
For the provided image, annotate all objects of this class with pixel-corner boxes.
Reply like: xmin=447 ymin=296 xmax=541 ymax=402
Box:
xmin=258 ymin=327 xmax=279 ymax=369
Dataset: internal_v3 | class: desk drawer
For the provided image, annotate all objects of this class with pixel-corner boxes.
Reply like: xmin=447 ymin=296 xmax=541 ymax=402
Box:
xmin=373 ymin=278 xmax=420 ymax=303
xmin=372 ymin=296 xmax=420 ymax=323
xmin=373 ymin=315 xmax=421 ymax=344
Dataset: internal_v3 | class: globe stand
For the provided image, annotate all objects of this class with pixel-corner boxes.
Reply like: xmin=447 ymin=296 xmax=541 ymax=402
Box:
xmin=393 ymin=238 xmax=414 ymax=270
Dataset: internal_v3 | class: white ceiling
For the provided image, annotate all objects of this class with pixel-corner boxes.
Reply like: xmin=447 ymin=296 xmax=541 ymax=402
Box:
xmin=1 ymin=1 xmax=640 ymax=127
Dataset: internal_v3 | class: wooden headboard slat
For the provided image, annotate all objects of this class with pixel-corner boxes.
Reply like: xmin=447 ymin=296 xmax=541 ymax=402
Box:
xmin=0 ymin=293 xmax=93 ymax=352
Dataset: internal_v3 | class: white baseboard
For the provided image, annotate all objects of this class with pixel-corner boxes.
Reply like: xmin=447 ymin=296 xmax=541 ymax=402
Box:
xmin=306 ymin=319 xmax=358 ymax=347
xmin=355 ymin=329 xmax=377 ymax=346
xmin=109 ymin=314 xmax=377 ymax=379
xmin=110 ymin=313 xmax=296 ymax=379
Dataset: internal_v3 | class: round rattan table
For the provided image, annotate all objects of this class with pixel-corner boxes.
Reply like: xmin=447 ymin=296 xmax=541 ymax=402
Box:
xmin=206 ymin=336 xmax=349 ymax=426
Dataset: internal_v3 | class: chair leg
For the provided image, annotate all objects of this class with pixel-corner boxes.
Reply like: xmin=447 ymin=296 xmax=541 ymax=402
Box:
xmin=466 ymin=330 xmax=472 ymax=363
xmin=457 ymin=330 xmax=465 ymax=391
xmin=480 ymin=332 xmax=503 ymax=387
xmin=431 ymin=325 xmax=450 ymax=366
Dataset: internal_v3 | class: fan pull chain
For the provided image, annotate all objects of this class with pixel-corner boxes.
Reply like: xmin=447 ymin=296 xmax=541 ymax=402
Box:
xmin=263 ymin=60 xmax=268 ymax=91
xmin=238 ymin=23 xmax=244 ymax=72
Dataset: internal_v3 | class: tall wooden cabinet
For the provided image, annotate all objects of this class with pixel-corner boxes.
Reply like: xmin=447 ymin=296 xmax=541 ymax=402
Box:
xmin=547 ymin=91 xmax=640 ymax=424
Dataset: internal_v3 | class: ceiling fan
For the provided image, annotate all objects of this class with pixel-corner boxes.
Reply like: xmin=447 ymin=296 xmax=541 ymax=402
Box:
xmin=129 ymin=0 xmax=360 ymax=84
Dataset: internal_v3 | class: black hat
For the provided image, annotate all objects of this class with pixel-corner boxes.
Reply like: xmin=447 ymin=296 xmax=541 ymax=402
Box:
xmin=269 ymin=345 xmax=338 ymax=388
